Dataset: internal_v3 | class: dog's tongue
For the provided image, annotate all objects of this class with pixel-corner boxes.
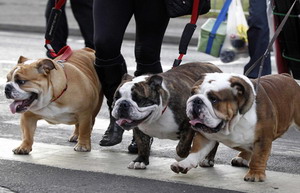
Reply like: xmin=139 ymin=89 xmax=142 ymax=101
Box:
xmin=9 ymin=101 xmax=22 ymax=114
xmin=116 ymin=118 xmax=133 ymax=126
xmin=189 ymin=119 xmax=203 ymax=126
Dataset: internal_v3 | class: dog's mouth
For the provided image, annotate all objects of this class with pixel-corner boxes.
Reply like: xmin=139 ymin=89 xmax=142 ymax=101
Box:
xmin=189 ymin=119 xmax=224 ymax=133
xmin=115 ymin=113 xmax=152 ymax=130
xmin=9 ymin=93 xmax=38 ymax=114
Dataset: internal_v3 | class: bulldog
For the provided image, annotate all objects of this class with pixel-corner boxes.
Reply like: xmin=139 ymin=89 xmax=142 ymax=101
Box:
xmin=171 ymin=72 xmax=300 ymax=182
xmin=4 ymin=48 xmax=103 ymax=154
xmin=111 ymin=62 xmax=222 ymax=169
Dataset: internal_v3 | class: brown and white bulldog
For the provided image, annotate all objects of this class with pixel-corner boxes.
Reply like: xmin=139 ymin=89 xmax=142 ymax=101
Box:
xmin=171 ymin=72 xmax=300 ymax=182
xmin=111 ymin=62 xmax=222 ymax=169
xmin=4 ymin=48 xmax=103 ymax=154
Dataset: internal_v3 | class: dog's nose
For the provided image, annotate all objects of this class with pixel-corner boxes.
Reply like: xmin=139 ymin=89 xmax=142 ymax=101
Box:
xmin=193 ymin=97 xmax=203 ymax=106
xmin=4 ymin=84 xmax=13 ymax=98
xmin=120 ymin=100 xmax=130 ymax=110
xmin=118 ymin=100 xmax=131 ymax=118
xmin=192 ymin=97 xmax=203 ymax=117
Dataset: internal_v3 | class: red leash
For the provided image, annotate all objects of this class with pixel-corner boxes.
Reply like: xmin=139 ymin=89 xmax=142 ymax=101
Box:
xmin=44 ymin=0 xmax=72 ymax=60
xmin=173 ymin=0 xmax=200 ymax=67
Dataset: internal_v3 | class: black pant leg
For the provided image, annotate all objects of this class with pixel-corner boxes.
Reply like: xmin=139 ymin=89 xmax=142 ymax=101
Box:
xmin=70 ymin=0 xmax=94 ymax=49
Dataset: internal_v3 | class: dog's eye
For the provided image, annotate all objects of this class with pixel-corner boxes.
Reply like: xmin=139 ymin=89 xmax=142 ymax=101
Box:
xmin=209 ymin=95 xmax=219 ymax=104
xmin=15 ymin=79 xmax=27 ymax=85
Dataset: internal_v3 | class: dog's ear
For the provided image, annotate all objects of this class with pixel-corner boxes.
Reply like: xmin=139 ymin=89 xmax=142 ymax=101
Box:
xmin=36 ymin=59 xmax=57 ymax=75
xmin=148 ymin=75 xmax=163 ymax=90
xmin=191 ymin=73 xmax=207 ymax=95
xmin=17 ymin=56 xmax=29 ymax=64
xmin=230 ymin=76 xmax=255 ymax=114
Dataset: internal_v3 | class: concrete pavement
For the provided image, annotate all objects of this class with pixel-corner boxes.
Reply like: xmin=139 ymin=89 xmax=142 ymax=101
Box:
xmin=1 ymin=138 xmax=299 ymax=193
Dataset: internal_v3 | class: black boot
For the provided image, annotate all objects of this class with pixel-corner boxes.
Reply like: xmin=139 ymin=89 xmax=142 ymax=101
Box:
xmin=94 ymin=56 xmax=127 ymax=146
xmin=134 ymin=61 xmax=163 ymax=77
xmin=100 ymin=106 xmax=124 ymax=146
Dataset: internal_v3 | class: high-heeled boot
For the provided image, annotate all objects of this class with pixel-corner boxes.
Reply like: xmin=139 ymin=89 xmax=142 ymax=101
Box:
xmin=94 ymin=56 xmax=127 ymax=146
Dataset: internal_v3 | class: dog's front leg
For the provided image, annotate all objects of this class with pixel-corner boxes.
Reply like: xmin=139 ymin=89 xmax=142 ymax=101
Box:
xmin=128 ymin=127 xmax=151 ymax=169
xmin=244 ymin=134 xmax=273 ymax=182
xmin=171 ymin=132 xmax=216 ymax=174
xmin=74 ymin=114 xmax=92 ymax=152
xmin=176 ymin=124 xmax=195 ymax=160
xmin=13 ymin=112 xmax=38 ymax=154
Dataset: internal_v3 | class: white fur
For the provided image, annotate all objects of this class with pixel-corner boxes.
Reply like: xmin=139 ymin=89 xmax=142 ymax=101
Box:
xmin=171 ymin=140 xmax=217 ymax=171
xmin=32 ymin=105 xmax=76 ymax=124
xmin=201 ymin=102 xmax=257 ymax=151
xmin=139 ymin=106 xmax=179 ymax=140
xmin=119 ymin=75 xmax=148 ymax=99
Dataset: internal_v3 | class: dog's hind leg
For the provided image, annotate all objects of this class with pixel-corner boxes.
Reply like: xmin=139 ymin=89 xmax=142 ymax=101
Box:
xmin=69 ymin=123 xmax=79 ymax=143
xmin=199 ymin=142 xmax=219 ymax=167
xmin=231 ymin=149 xmax=252 ymax=168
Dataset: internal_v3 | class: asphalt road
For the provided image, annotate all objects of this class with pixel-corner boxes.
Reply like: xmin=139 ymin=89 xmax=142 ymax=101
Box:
xmin=0 ymin=31 xmax=300 ymax=193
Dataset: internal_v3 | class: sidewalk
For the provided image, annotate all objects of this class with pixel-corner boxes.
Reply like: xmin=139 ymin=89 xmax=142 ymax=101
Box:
xmin=1 ymin=138 xmax=299 ymax=193
xmin=0 ymin=0 xmax=206 ymax=46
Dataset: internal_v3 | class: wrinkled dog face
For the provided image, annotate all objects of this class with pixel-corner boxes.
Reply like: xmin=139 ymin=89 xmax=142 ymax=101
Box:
xmin=186 ymin=73 xmax=255 ymax=134
xmin=112 ymin=74 xmax=166 ymax=130
xmin=5 ymin=56 xmax=56 ymax=113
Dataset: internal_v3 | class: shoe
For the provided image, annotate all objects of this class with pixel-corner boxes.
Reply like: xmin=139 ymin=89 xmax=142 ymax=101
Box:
xmin=99 ymin=115 xmax=124 ymax=146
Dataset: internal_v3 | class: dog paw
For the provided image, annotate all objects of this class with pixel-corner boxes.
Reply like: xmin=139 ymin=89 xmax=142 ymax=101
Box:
xmin=244 ymin=170 xmax=266 ymax=182
xmin=69 ymin=135 xmax=78 ymax=143
xmin=13 ymin=146 xmax=32 ymax=155
xmin=231 ymin=157 xmax=249 ymax=167
xmin=74 ymin=143 xmax=91 ymax=152
xmin=128 ymin=161 xmax=147 ymax=169
xmin=199 ymin=158 xmax=214 ymax=167
xmin=170 ymin=161 xmax=195 ymax=174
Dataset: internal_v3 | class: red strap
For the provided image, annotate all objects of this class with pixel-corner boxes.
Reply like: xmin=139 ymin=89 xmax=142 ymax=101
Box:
xmin=54 ymin=0 xmax=67 ymax=10
xmin=56 ymin=45 xmax=73 ymax=61
xmin=191 ymin=0 xmax=200 ymax=24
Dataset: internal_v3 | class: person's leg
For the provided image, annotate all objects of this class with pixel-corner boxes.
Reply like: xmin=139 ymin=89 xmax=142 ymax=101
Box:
xmin=45 ymin=0 xmax=68 ymax=54
xmin=133 ymin=0 xmax=170 ymax=76
xmin=93 ymin=0 xmax=133 ymax=146
xmin=126 ymin=0 xmax=169 ymax=153
xmin=244 ymin=0 xmax=271 ymax=78
xmin=70 ymin=0 xmax=94 ymax=49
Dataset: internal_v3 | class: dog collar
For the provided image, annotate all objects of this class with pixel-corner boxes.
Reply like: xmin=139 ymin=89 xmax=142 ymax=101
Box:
xmin=51 ymin=67 xmax=68 ymax=102
xmin=161 ymin=104 xmax=168 ymax=115
xmin=51 ymin=84 xmax=68 ymax=102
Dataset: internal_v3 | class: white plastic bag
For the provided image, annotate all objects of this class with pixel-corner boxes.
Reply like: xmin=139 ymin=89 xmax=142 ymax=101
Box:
xmin=220 ymin=0 xmax=249 ymax=63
